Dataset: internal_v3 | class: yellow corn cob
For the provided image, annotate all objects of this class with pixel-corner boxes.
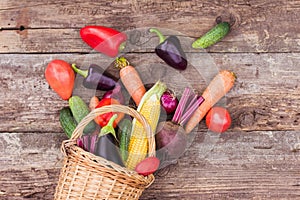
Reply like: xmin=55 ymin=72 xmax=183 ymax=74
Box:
xmin=126 ymin=94 xmax=161 ymax=170
xmin=126 ymin=81 xmax=166 ymax=170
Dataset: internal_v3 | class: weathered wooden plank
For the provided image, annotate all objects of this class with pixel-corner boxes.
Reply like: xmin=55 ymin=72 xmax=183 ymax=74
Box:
xmin=0 ymin=53 xmax=299 ymax=133
xmin=0 ymin=27 xmax=244 ymax=54
xmin=0 ymin=132 xmax=63 ymax=199
xmin=1 ymin=130 xmax=300 ymax=199
xmin=145 ymin=128 xmax=300 ymax=199
xmin=0 ymin=168 xmax=59 ymax=199
xmin=0 ymin=133 xmax=65 ymax=170
xmin=1 ymin=1 xmax=299 ymax=200
xmin=2 ymin=130 xmax=300 ymax=171
xmin=2 ymin=167 xmax=300 ymax=199
xmin=1 ymin=0 xmax=300 ymax=53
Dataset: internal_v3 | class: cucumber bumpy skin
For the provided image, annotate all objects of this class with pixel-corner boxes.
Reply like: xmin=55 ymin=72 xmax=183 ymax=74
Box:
xmin=59 ymin=107 xmax=77 ymax=138
xmin=69 ymin=96 xmax=96 ymax=134
xmin=117 ymin=118 xmax=132 ymax=162
xmin=192 ymin=22 xmax=230 ymax=49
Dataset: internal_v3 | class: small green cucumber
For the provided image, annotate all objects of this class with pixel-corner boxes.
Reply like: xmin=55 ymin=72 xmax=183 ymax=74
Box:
xmin=117 ymin=118 xmax=132 ymax=162
xmin=69 ymin=96 xmax=96 ymax=134
xmin=192 ymin=22 xmax=230 ymax=49
xmin=59 ymin=107 xmax=77 ymax=138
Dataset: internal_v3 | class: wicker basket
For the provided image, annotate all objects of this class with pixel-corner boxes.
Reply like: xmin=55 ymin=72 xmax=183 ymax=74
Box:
xmin=54 ymin=105 xmax=156 ymax=200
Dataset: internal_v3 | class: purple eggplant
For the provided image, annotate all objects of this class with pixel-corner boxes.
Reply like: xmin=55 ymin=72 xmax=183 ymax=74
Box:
xmin=95 ymin=133 xmax=124 ymax=166
xmin=150 ymin=28 xmax=187 ymax=70
xmin=77 ymin=115 xmax=124 ymax=166
xmin=95 ymin=114 xmax=124 ymax=166
xmin=71 ymin=64 xmax=117 ymax=90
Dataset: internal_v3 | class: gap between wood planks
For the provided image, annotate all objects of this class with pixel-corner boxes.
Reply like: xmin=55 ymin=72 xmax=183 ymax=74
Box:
xmin=1 ymin=52 xmax=300 ymax=55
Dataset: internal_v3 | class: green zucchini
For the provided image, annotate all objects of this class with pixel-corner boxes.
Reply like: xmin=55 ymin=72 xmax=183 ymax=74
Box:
xmin=69 ymin=96 xmax=96 ymax=134
xmin=117 ymin=118 xmax=132 ymax=162
xmin=59 ymin=107 xmax=77 ymax=138
xmin=192 ymin=22 xmax=230 ymax=49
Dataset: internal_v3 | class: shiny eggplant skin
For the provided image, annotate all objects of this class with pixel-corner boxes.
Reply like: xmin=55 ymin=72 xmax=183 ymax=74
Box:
xmin=155 ymin=36 xmax=187 ymax=70
xmin=83 ymin=65 xmax=117 ymax=91
xmin=95 ymin=133 xmax=125 ymax=167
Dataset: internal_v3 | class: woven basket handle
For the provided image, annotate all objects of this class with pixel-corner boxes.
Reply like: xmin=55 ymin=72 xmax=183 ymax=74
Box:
xmin=63 ymin=104 xmax=155 ymax=157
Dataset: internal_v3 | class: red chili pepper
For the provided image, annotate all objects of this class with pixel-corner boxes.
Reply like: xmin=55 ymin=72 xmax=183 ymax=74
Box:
xmin=45 ymin=59 xmax=75 ymax=100
xmin=94 ymin=98 xmax=124 ymax=127
xmin=80 ymin=26 xmax=127 ymax=57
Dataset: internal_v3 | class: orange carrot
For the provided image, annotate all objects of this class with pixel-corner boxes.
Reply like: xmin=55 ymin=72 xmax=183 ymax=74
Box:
xmin=89 ymin=96 xmax=100 ymax=110
xmin=185 ymin=70 xmax=236 ymax=133
xmin=115 ymin=57 xmax=146 ymax=106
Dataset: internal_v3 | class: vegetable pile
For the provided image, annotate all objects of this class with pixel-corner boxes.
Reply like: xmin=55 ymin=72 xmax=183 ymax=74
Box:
xmin=45 ymin=22 xmax=236 ymax=176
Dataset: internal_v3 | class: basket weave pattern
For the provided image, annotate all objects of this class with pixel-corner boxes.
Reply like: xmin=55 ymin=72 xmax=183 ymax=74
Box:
xmin=54 ymin=105 xmax=155 ymax=200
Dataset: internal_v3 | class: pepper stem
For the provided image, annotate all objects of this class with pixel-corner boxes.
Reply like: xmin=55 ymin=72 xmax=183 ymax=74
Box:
xmin=71 ymin=64 xmax=88 ymax=78
xmin=119 ymin=42 xmax=126 ymax=52
xmin=99 ymin=114 xmax=118 ymax=139
xmin=149 ymin=28 xmax=166 ymax=43
xmin=114 ymin=57 xmax=130 ymax=69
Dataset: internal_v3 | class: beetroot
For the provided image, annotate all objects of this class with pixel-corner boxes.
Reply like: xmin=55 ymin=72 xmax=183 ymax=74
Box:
xmin=156 ymin=121 xmax=187 ymax=160
xmin=155 ymin=87 xmax=204 ymax=167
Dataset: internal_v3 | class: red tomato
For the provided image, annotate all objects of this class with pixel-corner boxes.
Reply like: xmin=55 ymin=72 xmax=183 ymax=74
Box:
xmin=205 ymin=107 xmax=231 ymax=133
xmin=94 ymin=98 xmax=124 ymax=128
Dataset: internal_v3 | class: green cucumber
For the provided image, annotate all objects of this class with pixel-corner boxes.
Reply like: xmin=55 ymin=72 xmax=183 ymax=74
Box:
xmin=59 ymin=107 xmax=77 ymax=138
xmin=117 ymin=118 xmax=132 ymax=162
xmin=69 ymin=96 xmax=96 ymax=134
xmin=192 ymin=22 xmax=230 ymax=49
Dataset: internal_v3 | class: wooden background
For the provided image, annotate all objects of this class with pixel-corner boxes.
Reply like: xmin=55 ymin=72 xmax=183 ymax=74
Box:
xmin=1 ymin=0 xmax=300 ymax=199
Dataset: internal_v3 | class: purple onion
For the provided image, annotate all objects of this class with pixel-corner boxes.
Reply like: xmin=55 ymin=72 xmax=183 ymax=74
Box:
xmin=160 ymin=90 xmax=179 ymax=114
xmin=102 ymin=83 xmax=125 ymax=104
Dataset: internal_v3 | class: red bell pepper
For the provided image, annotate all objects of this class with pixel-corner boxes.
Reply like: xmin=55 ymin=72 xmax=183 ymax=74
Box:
xmin=45 ymin=59 xmax=75 ymax=100
xmin=80 ymin=26 xmax=127 ymax=57
xmin=94 ymin=98 xmax=124 ymax=128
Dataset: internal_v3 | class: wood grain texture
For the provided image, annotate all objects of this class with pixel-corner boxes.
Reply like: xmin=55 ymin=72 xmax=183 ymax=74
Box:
xmin=0 ymin=53 xmax=299 ymax=133
xmin=1 ymin=0 xmax=300 ymax=199
xmin=1 ymin=0 xmax=300 ymax=53
xmin=1 ymin=130 xmax=300 ymax=199
xmin=0 ymin=132 xmax=63 ymax=199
